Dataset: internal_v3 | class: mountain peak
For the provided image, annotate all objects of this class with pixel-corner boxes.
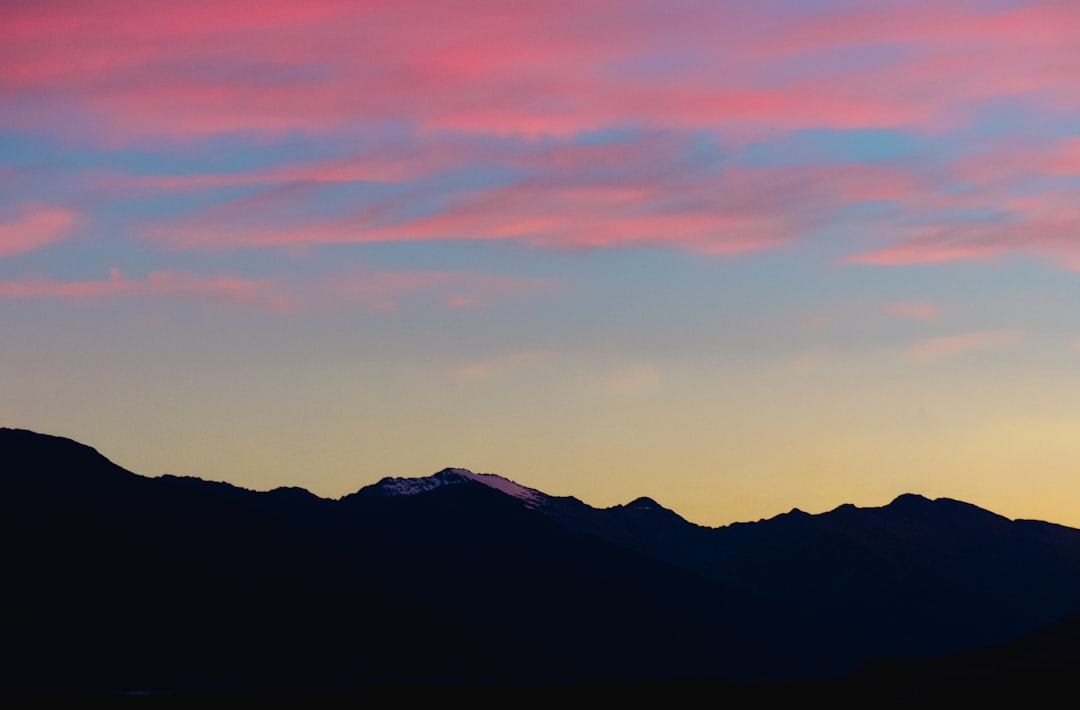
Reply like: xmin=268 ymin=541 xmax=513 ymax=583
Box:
xmin=625 ymin=496 xmax=663 ymax=511
xmin=889 ymin=492 xmax=933 ymax=508
xmin=359 ymin=467 xmax=546 ymax=507
xmin=885 ymin=492 xmax=1010 ymax=525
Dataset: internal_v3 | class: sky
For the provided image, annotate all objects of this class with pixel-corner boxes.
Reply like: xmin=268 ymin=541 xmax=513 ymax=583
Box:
xmin=4 ymin=0 xmax=1080 ymax=526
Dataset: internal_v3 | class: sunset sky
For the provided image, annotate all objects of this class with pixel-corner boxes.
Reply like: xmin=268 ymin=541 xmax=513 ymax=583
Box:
xmin=4 ymin=0 xmax=1080 ymax=526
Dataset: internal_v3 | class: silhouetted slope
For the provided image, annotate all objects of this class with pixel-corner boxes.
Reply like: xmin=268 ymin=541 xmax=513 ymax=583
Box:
xmin=530 ymin=481 xmax=1080 ymax=668
xmin=697 ymin=494 xmax=1080 ymax=665
xmin=157 ymin=468 xmax=826 ymax=682
xmin=342 ymin=481 xmax=830 ymax=683
xmin=0 ymin=429 xmax=820 ymax=689
xmin=1 ymin=430 xmax=450 ymax=691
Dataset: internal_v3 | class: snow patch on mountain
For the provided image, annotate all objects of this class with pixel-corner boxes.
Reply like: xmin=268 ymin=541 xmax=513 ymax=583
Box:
xmin=364 ymin=467 xmax=546 ymax=507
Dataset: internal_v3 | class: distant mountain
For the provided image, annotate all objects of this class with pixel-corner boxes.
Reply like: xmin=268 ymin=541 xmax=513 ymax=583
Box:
xmin=359 ymin=466 xmax=549 ymax=506
xmin=353 ymin=467 xmax=1080 ymax=667
xmin=5 ymin=427 xmax=1080 ymax=693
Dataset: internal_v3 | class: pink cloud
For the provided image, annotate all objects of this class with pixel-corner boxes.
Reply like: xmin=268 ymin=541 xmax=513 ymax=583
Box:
xmin=0 ymin=265 xmax=556 ymax=312
xmin=904 ymin=329 xmax=1021 ymax=361
xmin=837 ymin=127 xmax=1080 ymax=270
xmin=323 ymin=268 xmax=557 ymax=311
xmin=948 ymin=137 xmax=1080 ymax=187
xmin=10 ymin=1 xmax=1080 ymax=271
xmin=0 ymin=204 xmax=77 ymax=258
xmin=844 ymin=197 xmax=1080 ymax=270
xmin=86 ymin=143 xmax=480 ymax=194
xmin=756 ymin=1 xmax=1080 ymax=129
xmin=847 ymin=230 xmax=1014 ymax=266
xmin=0 ymin=267 xmax=289 ymax=309
xmin=141 ymin=140 xmax=921 ymax=254
xmin=885 ymin=301 xmax=939 ymax=321
xmin=451 ymin=350 xmax=554 ymax=380
xmin=8 ymin=1 xmax=1080 ymax=143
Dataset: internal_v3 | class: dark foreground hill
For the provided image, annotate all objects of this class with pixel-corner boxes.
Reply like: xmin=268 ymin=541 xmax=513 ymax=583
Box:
xmin=4 ymin=428 xmax=1080 ymax=693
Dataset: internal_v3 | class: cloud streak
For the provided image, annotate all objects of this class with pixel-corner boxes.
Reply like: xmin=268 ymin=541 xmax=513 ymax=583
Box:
xmin=0 ymin=265 xmax=556 ymax=312
xmin=885 ymin=301 xmax=939 ymax=321
xmin=0 ymin=204 xmax=77 ymax=259
xmin=0 ymin=267 xmax=288 ymax=308
xmin=139 ymin=135 xmax=923 ymax=255
xmin=903 ymin=329 xmax=1021 ymax=361
xmin=451 ymin=351 xmax=554 ymax=380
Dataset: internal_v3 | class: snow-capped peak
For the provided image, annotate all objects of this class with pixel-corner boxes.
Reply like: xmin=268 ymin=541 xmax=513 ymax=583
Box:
xmin=362 ymin=467 xmax=546 ymax=507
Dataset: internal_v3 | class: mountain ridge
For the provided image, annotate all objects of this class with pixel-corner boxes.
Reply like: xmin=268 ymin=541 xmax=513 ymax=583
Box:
xmin=2 ymin=426 xmax=1015 ymax=529
xmin=7 ymin=426 xmax=1080 ymax=691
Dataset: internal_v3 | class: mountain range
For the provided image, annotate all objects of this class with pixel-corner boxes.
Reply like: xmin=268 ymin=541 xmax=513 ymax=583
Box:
xmin=5 ymin=427 xmax=1080 ymax=694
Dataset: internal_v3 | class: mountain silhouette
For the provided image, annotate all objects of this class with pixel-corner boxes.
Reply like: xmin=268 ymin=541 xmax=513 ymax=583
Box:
xmin=5 ymin=427 xmax=1080 ymax=693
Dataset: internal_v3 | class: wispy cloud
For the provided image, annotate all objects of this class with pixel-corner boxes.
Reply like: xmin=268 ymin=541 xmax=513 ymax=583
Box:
xmin=0 ymin=203 xmax=77 ymax=259
xmin=903 ymin=329 xmax=1021 ymax=361
xmin=0 ymin=267 xmax=289 ymax=309
xmin=141 ymin=141 xmax=919 ymax=255
xmin=885 ymin=300 xmax=939 ymax=321
xmin=85 ymin=143 xmax=480 ymax=194
xmin=842 ymin=135 xmax=1080 ymax=272
xmin=323 ymin=268 xmax=557 ymax=311
xmin=451 ymin=350 xmax=554 ymax=380
xmin=845 ymin=211 xmax=1080 ymax=270
xmin=0 ymin=265 xmax=557 ymax=312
